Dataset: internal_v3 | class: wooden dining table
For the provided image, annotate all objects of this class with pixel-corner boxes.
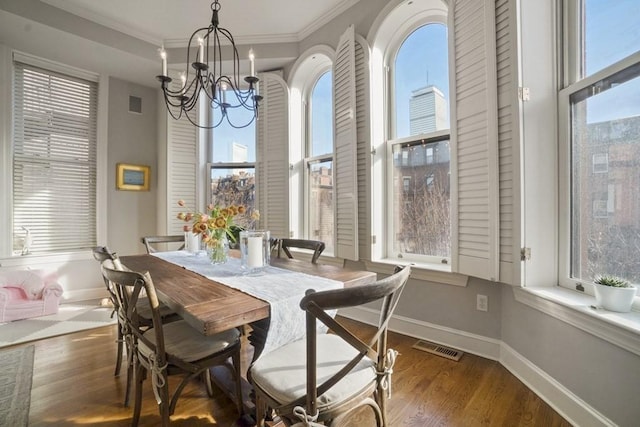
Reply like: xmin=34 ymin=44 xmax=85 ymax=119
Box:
xmin=119 ymin=253 xmax=376 ymax=337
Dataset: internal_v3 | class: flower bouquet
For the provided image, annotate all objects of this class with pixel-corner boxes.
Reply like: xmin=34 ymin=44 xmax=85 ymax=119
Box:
xmin=177 ymin=200 xmax=258 ymax=264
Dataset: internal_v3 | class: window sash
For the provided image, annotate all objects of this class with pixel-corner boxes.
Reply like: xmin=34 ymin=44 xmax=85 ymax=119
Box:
xmin=12 ymin=61 xmax=98 ymax=254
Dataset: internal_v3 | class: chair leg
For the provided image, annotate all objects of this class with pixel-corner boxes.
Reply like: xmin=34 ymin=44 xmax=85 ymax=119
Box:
xmin=254 ymin=392 xmax=268 ymax=427
xmin=114 ymin=324 xmax=124 ymax=377
xmin=232 ymin=350 xmax=244 ymax=415
xmin=132 ymin=365 xmax=145 ymax=427
xmin=158 ymin=378 xmax=171 ymax=427
xmin=204 ymin=369 xmax=214 ymax=397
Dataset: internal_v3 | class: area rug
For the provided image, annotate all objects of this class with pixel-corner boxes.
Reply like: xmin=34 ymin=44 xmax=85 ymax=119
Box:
xmin=0 ymin=302 xmax=117 ymax=349
xmin=0 ymin=345 xmax=34 ymax=426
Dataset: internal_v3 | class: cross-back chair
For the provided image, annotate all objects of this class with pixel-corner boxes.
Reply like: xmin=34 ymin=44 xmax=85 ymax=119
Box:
xmin=277 ymin=238 xmax=326 ymax=264
xmin=248 ymin=265 xmax=411 ymax=426
xmin=92 ymin=246 xmax=179 ymax=407
xmin=141 ymin=235 xmax=185 ymax=254
xmin=100 ymin=260 xmax=244 ymax=426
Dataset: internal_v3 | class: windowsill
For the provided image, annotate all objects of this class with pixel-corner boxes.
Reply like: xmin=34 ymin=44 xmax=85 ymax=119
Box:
xmin=364 ymin=259 xmax=468 ymax=287
xmin=514 ymin=286 xmax=640 ymax=356
xmin=0 ymin=250 xmax=93 ymax=267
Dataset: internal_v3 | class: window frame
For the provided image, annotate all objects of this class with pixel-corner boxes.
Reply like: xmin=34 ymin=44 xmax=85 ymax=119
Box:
xmin=303 ymin=69 xmax=334 ymax=253
xmin=7 ymin=52 xmax=100 ymax=256
xmin=558 ymin=2 xmax=640 ymax=296
xmin=384 ymin=21 xmax=452 ymax=266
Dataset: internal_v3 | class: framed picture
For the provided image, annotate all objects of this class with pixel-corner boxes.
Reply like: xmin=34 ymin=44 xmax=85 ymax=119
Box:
xmin=116 ymin=163 xmax=150 ymax=191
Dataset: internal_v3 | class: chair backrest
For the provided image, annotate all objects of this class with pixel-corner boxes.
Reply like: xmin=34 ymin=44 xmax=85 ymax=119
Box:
xmin=100 ymin=261 xmax=167 ymax=366
xmin=278 ymin=238 xmax=325 ymax=264
xmin=298 ymin=265 xmax=410 ymax=417
xmin=141 ymin=235 xmax=185 ymax=254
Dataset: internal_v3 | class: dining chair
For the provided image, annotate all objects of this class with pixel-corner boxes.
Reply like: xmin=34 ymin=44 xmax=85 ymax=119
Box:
xmin=248 ymin=265 xmax=411 ymax=426
xmin=141 ymin=235 xmax=185 ymax=253
xmin=100 ymin=260 xmax=244 ymax=426
xmin=92 ymin=246 xmax=179 ymax=407
xmin=277 ymin=238 xmax=326 ymax=264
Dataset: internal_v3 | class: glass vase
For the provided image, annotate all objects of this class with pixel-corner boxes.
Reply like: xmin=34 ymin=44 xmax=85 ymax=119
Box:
xmin=206 ymin=231 xmax=229 ymax=264
xmin=240 ymin=230 xmax=270 ymax=274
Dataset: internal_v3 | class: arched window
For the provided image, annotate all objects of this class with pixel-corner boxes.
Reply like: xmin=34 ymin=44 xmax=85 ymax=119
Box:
xmin=388 ymin=21 xmax=451 ymax=263
xmin=306 ymin=71 xmax=334 ymax=253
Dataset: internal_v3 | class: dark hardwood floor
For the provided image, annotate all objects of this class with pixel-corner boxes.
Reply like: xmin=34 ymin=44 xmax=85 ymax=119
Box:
xmin=19 ymin=317 xmax=571 ymax=426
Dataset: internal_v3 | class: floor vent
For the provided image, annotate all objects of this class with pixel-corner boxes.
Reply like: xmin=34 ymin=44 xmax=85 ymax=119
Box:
xmin=412 ymin=340 xmax=464 ymax=361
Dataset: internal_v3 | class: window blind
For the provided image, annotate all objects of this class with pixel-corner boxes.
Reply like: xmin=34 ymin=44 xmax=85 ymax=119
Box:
xmin=12 ymin=61 xmax=98 ymax=253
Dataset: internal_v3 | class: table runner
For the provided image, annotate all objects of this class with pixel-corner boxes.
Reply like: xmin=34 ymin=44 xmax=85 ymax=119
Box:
xmin=151 ymin=251 xmax=342 ymax=355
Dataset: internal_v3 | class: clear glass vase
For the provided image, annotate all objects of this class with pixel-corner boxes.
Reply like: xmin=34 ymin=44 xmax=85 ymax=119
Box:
xmin=206 ymin=231 xmax=229 ymax=264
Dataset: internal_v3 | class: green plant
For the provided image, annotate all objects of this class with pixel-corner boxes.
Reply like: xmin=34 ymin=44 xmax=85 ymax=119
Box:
xmin=594 ymin=275 xmax=632 ymax=288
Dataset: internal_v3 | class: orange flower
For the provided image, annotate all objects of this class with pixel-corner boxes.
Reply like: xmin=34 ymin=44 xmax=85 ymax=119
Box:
xmin=238 ymin=206 xmax=246 ymax=214
xmin=214 ymin=217 xmax=227 ymax=228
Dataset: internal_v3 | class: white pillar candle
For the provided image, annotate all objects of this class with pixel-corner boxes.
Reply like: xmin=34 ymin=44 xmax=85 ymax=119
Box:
xmin=247 ymin=236 xmax=263 ymax=268
xmin=249 ymin=49 xmax=255 ymax=77
xmin=198 ymin=37 xmax=204 ymax=63
xmin=160 ymin=47 xmax=167 ymax=76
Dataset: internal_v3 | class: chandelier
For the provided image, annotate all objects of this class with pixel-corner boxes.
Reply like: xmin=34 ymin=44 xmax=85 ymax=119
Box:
xmin=156 ymin=0 xmax=262 ymax=129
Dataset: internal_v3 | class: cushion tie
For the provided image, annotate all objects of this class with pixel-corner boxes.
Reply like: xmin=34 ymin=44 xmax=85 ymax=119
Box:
xmin=147 ymin=353 xmax=167 ymax=405
xmin=377 ymin=348 xmax=399 ymax=399
xmin=291 ymin=406 xmax=323 ymax=427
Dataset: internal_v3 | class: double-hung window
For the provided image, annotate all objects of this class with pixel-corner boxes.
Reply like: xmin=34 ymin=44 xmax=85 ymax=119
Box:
xmin=12 ymin=57 xmax=98 ymax=254
xmin=305 ymin=71 xmax=334 ymax=254
xmin=559 ymin=0 xmax=640 ymax=290
xmin=209 ymin=91 xmax=258 ymax=230
xmin=388 ymin=23 xmax=451 ymax=265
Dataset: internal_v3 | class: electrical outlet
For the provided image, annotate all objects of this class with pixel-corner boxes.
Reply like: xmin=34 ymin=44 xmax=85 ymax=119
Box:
xmin=477 ymin=294 xmax=488 ymax=312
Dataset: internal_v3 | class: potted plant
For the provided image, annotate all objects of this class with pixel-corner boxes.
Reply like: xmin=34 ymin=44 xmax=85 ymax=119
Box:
xmin=592 ymin=275 xmax=637 ymax=312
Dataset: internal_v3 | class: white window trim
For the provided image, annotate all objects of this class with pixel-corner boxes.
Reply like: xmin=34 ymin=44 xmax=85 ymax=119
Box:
xmin=0 ymin=49 xmax=107 ymax=260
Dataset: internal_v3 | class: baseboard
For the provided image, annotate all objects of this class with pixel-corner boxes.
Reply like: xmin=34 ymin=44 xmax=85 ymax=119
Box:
xmin=500 ymin=343 xmax=614 ymax=427
xmin=339 ymin=306 xmax=501 ymax=360
xmin=61 ymin=288 xmax=109 ymax=303
xmin=338 ymin=306 xmax=615 ymax=427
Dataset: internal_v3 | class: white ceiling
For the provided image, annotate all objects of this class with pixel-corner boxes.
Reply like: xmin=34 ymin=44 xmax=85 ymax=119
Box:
xmin=41 ymin=0 xmax=360 ymax=47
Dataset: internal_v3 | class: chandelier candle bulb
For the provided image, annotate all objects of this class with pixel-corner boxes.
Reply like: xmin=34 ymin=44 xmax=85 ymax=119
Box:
xmin=160 ymin=47 xmax=167 ymax=76
xmin=198 ymin=37 xmax=204 ymax=63
xmin=180 ymin=73 xmax=186 ymax=95
xmin=249 ymin=49 xmax=255 ymax=77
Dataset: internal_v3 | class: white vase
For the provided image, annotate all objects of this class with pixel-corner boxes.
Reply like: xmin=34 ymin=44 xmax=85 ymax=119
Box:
xmin=593 ymin=283 xmax=637 ymax=312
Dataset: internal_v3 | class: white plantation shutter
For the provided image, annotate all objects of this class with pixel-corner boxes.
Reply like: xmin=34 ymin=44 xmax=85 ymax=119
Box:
xmin=450 ymin=0 xmax=500 ymax=280
xmin=256 ymin=72 xmax=289 ymax=239
xmin=333 ymin=25 xmax=359 ymax=261
xmin=12 ymin=60 xmax=98 ymax=253
xmin=166 ymin=72 xmax=198 ymax=234
xmin=355 ymin=34 xmax=372 ymax=261
xmin=495 ymin=0 xmax=521 ymax=285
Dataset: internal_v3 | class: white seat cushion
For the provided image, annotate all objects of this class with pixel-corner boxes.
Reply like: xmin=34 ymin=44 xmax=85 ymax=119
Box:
xmin=250 ymin=334 xmax=376 ymax=412
xmin=140 ymin=320 xmax=240 ymax=362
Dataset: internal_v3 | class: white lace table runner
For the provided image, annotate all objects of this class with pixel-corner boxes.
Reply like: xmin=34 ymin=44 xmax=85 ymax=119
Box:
xmin=151 ymin=251 xmax=342 ymax=355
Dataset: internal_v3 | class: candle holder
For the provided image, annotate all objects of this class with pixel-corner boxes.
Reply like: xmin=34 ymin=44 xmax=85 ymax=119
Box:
xmin=240 ymin=230 xmax=270 ymax=275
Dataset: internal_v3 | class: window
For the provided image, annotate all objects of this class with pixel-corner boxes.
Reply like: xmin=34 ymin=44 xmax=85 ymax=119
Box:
xmin=209 ymin=94 xmax=258 ymax=230
xmin=12 ymin=59 xmax=98 ymax=254
xmin=560 ymin=0 xmax=640 ymax=289
xmin=305 ymin=71 xmax=334 ymax=253
xmin=388 ymin=23 xmax=450 ymax=263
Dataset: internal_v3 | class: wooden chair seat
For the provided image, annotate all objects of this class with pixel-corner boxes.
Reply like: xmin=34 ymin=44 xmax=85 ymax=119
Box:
xmin=139 ymin=321 xmax=240 ymax=363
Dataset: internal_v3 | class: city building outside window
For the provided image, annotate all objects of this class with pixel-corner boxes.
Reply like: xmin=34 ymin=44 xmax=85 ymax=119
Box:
xmin=560 ymin=0 xmax=640 ymax=289
xmin=388 ymin=23 xmax=451 ymax=263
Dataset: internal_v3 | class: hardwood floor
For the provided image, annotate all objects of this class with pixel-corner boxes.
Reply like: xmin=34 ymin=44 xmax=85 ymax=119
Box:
xmin=20 ymin=317 xmax=571 ymax=426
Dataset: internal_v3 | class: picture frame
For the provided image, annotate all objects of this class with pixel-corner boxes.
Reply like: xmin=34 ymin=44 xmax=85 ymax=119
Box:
xmin=116 ymin=163 xmax=150 ymax=191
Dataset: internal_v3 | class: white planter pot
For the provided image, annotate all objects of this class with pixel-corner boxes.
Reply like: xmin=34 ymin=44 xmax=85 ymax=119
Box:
xmin=593 ymin=283 xmax=637 ymax=312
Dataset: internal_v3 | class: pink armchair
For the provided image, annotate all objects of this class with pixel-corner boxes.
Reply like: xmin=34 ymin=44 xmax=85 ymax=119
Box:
xmin=0 ymin=269 xmax=63 ymax=322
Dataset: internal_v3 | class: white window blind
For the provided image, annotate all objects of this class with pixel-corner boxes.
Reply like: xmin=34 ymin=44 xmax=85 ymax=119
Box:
xmin=12 ymin=61 xmax=98 ymax=253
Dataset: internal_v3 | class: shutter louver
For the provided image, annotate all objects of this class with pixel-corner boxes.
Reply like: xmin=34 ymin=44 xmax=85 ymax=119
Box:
xmin=333 ymin=25 xmax=359 ymax=261
xmin=355 ymin=34 xmax=371 ymax=261
xmin=496 ymin=0 xmax=520 ymax=284
xmin=167 ymin=72 xmax=198 ymax=234
xmin=451 ymin=0 xmax=500 ymax=280
xmin=12 ymin=61 xmax=97 ymax=253
xmin=256 ymin=73 xmax=289 ymax=239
